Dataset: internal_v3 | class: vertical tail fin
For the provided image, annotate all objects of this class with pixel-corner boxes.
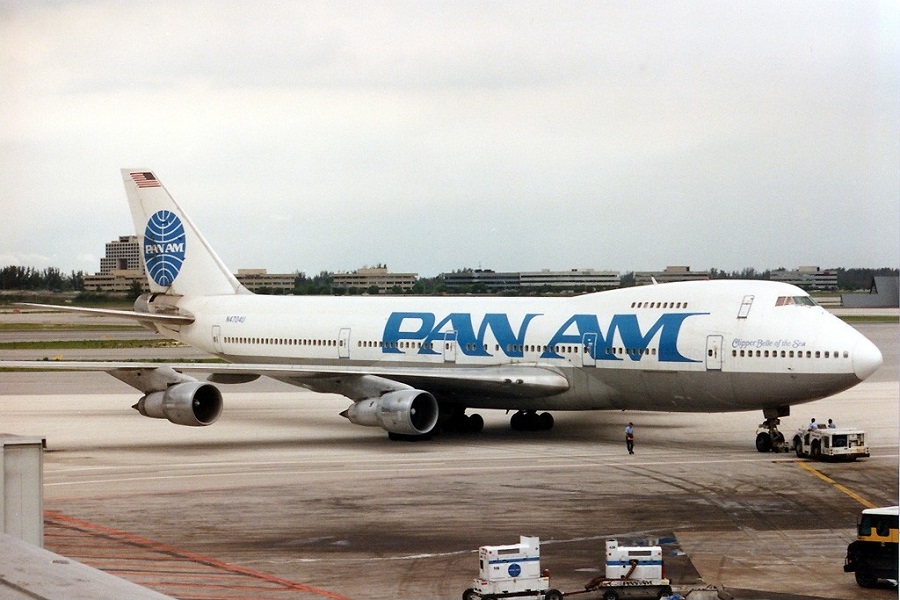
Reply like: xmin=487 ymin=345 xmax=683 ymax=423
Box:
xmin=122 ymin=169 xmax=248 ymax=296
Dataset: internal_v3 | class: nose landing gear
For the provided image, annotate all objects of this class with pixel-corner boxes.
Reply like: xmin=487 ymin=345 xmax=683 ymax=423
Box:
xmin=755 ymin=406 xmax=790 ymax=452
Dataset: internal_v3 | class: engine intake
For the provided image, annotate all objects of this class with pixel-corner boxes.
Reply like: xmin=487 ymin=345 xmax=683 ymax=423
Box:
xmin=342 ymin=389 xmax=439 ymax=436
xmin=133 ymin=381 xmax=223 ymax=426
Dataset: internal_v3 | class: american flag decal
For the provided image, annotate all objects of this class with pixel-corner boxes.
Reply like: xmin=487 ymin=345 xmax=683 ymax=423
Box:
xmin=131 ymin=172 xmax=161 ymax=188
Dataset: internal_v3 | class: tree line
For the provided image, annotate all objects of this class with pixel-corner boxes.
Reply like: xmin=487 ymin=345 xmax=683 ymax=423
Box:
xmin=0 ymin=266 xmax=85 ymax=292
xmin=0 ymin=264 xmax=896 ymax=297
xmin=707 ymin=267 xmax=898 ymax=290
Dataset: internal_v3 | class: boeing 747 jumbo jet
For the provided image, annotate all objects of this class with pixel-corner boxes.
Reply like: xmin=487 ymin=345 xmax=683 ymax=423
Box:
xmin=8 ymin=169 xmax=883 ymax=446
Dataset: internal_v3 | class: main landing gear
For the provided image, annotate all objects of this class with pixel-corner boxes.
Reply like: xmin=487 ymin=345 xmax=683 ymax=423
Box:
xmin=755 ymin=406 xmax=789 ymax=452
xmin=441 ymin=407 xmax=485 ymax=434
xmin=435 ymin=407 xmax=556 ymax=435
xmin=510 ymin=410 xmax=554 ymax=432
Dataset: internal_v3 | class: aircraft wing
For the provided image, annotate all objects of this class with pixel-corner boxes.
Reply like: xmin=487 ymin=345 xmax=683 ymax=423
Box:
xmin=0 ymin=361 xmax=570 ymax=400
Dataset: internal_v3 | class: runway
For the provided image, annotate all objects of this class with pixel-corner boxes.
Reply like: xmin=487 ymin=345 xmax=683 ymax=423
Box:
xmin=0 ymin=316 xmax=896 ymax=599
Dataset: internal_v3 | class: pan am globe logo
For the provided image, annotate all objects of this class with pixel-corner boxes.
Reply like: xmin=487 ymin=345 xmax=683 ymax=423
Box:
xmin=144 ymin=210 xmax=186 ymax=286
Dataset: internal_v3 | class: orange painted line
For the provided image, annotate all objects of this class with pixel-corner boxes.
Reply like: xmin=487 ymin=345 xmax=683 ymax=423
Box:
xmin=44 ymin=511 xmax=351 ymax=600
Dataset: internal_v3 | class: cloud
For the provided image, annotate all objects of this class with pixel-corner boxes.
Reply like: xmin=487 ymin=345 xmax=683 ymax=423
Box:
xmin=1 ymin=1 xmax=897 ymax=276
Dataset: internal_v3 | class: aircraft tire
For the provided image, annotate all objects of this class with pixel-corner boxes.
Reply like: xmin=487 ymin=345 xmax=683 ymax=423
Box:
xmin=388 ymin=432 xmax=433 ymax=442
xmin=510 ymin=411 xmax=525 ymax=431
xmin=755 ymin=432 xmax=773 ymax=452
xmin=467 ymin=413 xmax=484 ymax=433
xmin=538 ymin=412 xmax=554 ymax=431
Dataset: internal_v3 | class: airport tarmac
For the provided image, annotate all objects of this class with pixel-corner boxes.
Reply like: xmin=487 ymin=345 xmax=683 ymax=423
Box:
xmin=0 ymin=315 xmax=896 ymax=600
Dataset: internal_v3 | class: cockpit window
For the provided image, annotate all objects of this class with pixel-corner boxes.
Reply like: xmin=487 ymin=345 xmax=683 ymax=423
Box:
xmin=775 ymin=296 xmax=818 ymax=307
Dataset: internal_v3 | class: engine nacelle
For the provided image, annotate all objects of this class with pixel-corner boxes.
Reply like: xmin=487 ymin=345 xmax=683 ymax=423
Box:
xmin=133 ymin=381 xmax=223 ymax=427
xmin=343 ymin=390 xmax=439 ymax=436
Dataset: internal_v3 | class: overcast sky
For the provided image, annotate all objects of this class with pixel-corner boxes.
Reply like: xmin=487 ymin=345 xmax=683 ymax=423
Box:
xmin=2 ymin=1 xmax=898 ymax=278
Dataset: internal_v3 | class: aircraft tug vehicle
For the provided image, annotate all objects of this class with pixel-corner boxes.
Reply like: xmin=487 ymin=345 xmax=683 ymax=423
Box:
xmin=792 ymin=425 xmax=869 ymax=461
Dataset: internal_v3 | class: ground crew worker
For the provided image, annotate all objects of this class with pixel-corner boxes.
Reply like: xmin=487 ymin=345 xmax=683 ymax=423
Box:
xmin=625 ymin=422 xmax=635 ymax=454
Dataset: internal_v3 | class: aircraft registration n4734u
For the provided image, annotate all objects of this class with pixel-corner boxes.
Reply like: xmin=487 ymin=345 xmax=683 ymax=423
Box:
xmin=8 ymin=169 xmax=883 ymax=445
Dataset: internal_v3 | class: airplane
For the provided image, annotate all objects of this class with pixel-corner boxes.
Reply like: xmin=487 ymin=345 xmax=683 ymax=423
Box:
xmin=5 ymin=169 xmax=883 ymax=446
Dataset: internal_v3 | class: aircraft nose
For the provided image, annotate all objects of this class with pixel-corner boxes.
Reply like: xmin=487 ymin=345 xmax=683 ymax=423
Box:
xmin=853 ymin=336 xmax=883 ymax=381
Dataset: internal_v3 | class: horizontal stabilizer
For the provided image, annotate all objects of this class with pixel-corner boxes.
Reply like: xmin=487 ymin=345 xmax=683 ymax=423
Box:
xmin=18 ymin=303 xmax=194 ymax=325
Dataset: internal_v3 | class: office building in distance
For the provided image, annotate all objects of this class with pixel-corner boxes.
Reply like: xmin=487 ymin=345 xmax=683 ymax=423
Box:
xmin=332 ymin=266 xmax=418 ymax=293
xmin=83 ymin=236 xmax=148 ymax=293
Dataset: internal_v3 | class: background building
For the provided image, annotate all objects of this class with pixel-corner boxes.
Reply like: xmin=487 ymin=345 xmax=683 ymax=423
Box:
xmin=99 ymin=236 xmax=142 ymax=272
xmin=235 ymin=269 xmax=299 ymax=293
xmin=332 ymin=266 xmax=417 ymax=293
xmin=83 ymin=236 xmax=147 ymax=293
xmin=439 ymin=269 xmax=520 ymax=293
xmin=770 ymin=266 xmax=838 ymax=290
xmin=842 ymin=276 xmax=900 ymax=308
xmin=519 ymin=268 xmax=620 ymax=289
xmin=634 ymin=266 xmax=709 ymax=286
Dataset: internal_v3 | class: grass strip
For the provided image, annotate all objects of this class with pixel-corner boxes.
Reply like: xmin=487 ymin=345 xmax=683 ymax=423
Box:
xmin=838 ymin=315 xmax=899 ymax=323
xmin=0 ymin=323 xmax=142 ymax=331
xmin=0 ymin=339 xmax=184 ymax=350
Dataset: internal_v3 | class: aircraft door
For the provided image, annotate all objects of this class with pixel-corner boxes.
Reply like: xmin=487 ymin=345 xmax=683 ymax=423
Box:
xmin=582 ymin=332 xmax=597 ymax=367
xmin=705 ymin=335 xmax=723 ymax=370
xmin=443 ymin=331 xmax=457 ymax=363
xmin=338 ymin=328 xmax=351 ymax=359
xmin=212 ymin=325 xmax=223 ymax=353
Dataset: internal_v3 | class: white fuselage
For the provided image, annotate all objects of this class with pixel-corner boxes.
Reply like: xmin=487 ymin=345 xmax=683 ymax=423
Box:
xmin=162 ymin=279 xmax=881 ymax=414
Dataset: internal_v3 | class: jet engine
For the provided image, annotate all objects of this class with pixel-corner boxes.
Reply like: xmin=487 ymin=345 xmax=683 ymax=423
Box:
xmin=133 ymin=381 xmax=223 ymax=426
xmin=342 ymin=389 xmax=439 ymax=436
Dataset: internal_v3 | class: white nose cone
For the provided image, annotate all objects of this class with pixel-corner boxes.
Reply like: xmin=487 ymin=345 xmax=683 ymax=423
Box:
xmin=853 ymin=337 xmax=883 ymax=381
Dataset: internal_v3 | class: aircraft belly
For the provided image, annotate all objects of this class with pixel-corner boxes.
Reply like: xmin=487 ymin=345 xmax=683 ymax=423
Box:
xmin=212 ymin=354 xmax=858 ymax=415
xmin=587 ymin=370 xmax=855 ymax=413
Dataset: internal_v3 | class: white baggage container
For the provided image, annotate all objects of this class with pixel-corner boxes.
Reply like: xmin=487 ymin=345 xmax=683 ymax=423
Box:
xmin=479 ymin=535 xmax=543 ymax=582
xmin=605 ymin=539 xmax=664 ymax=580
